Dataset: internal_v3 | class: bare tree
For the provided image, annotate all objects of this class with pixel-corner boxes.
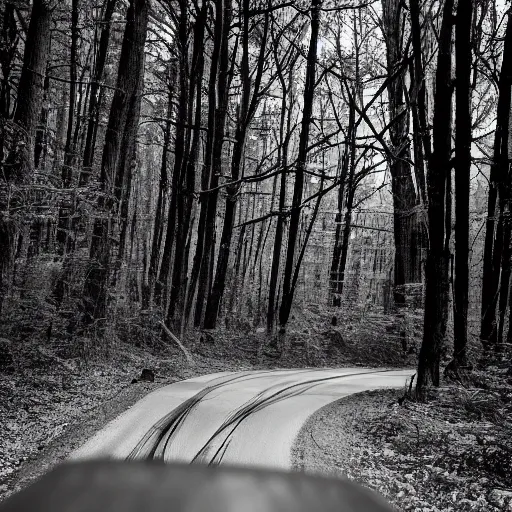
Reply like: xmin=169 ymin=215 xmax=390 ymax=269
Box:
xmin=416 ymin=0 xmax=454 ymax=397
xmin=381 ymin=0 xmax=423 ymax=306
xmin=203 ymin=1 xmax=270 ymax=329
xmin=480 ymin=10 xmax=512 ymax=350
xmin=278 ymin=0 xmax=321 ymax=330
xmin=452 ymin=0 xmax=474 ymax=366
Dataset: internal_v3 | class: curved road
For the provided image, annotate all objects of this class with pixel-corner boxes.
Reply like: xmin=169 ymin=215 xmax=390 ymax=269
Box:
xmin=70 ymin=368 xmax=412 ymax=469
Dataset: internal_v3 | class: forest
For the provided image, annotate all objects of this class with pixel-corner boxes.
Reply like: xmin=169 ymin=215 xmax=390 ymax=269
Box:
xmin=1 ymin=0 xmax=512 ymax=508
xmin=0 ymin=0 xmax=509 ymax=389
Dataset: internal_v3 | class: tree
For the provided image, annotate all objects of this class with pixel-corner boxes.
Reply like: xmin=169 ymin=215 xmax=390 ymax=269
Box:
xmin=154 ymin=0 xmax=190 ymax=308
xmin=184 ymin=0 xmax=233 ymax=328
xmin=80 ymin=0 xmax=118 ymax=186
xmin=480 ymin=10 xmax=512 ymax=350
xmin=328 ymin=10 xmax=362 ymax=308
xmin=167 ymin=0 xmax=208 ymax=332
xmin=278 ymin=0 xmax=321 ymax=330
xmin=148 ymin=66 xmax=175 ymax=308
xmin=452 ymin=0 xmax=473 ymax=366
xmin=381 ymin=0 xmax=423 ymax=306
xmin=203 ymin=2 xmax=270 ymax=329
xmin=56 ymin=0 xmax=79 ymax=259
xmin=82 ymin=0 xmax=149 ymax=324
xmin=0 ymin=2 xmax=18 ymax=166
xmin=416 ymin=0 xmax=454 ymax=397
xmin=0 ymin=0 xmax=52 ymax=317
xmin=267 ymin=40 xmax=298 ymax=332
xmin=4 ymin=0 xmax=52 ymax=181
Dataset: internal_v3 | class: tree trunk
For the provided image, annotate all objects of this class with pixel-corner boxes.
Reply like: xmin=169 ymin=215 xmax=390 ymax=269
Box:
xmin=167 ymin=0 xmax=208 ymax=328
xmin=183 ymin=0 xmax=225 ymax=324
xmin=155 ymin=0 xmax=190 ymax=308
xmin=416 ymin=0 xmax=454 ymax=398
xmin=4 ymin=0 xmax=51 ymax=182
xmin=381 ymin=0 xmax=420 ymax=306
xmin=409 ymin=0 xmax=431 ymax=203
xmin=115 ymin=73 xmax=143 ymax=270
xmin=148 ymin=77 xmax=173 ymax=303
xmin=203 ymin=4 xmax=268 ymax=329
xmin=267 ymin=67 xmax=294 ymax=332
xmin=480 ymin=12 xmax=512 ymax=350
xmin=188 ymin=0 xmax=232 ymax=328
xmin=0 ymin=0 xmax=51 ymax=317
xmin=497 ymin=213 xmax=511 ymax=346
xmin=453 ymin=0 xmax=473 ymax=365
xmin=80 ymin=0 xmax=117 ymax=186
xmin=56 ymin=0 xmax=79 ymax=262
xmin=82 ymin=0 xmax=148 ymax=324
xmin=330 ymin=98 xmax=355 ymax=306
xmin=34 ymin=69 xmax=50 ymax=170
xmin=278 ymin=0 xmax=320 ymax=329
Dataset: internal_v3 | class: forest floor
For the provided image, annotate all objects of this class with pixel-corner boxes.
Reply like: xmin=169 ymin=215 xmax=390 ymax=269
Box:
xmin=0 ymin=304 xmax=419 ymax=501
xmin=0 ymin=345 xmax=254 ymax=501
xmin=293 ymin=360 xmax=512 ymax=512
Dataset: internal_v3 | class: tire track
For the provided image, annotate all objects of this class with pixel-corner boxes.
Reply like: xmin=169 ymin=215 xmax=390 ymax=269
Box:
xmin=126 ymin=370 xmax=284 ymax=460
xmin=191 ymin=369 xmax=389 ymax=465
xmin=145 ymin=369 xmax=389 ymax=465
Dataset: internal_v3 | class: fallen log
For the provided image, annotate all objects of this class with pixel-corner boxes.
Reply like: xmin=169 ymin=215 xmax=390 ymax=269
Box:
xmin=158 ymin=320 xmax=194 ymax=365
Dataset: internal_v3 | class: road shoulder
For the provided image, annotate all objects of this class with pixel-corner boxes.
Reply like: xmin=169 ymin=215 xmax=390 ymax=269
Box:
xmin=292 ymin=388 xmax=511 ymax=511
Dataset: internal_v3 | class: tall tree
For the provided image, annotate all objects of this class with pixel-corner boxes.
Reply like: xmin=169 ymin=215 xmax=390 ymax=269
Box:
xmin=333 ymin=91 xmax=357 ymax=303
xmin=278 ymin=0 xmax=321 ymax=330
xmin=453 ymin=0 xmax=473 ymax=366
xmin=480 ymin=11 xmax=512 ymax=350
xmin=168 ymin=1 xmax=208 ymax=332
xmin=80 ymin=0 xmax=118 ymax=186
xmin=4 ymin=0 xmax=52 ymax=181
xmin=267 ymin=41 xmax=298 ymax=332
xmin=328 ymin=14 xmax=360 ymax=308
xmin=381 ymin=0 xmax=422 ymax=306
xmin=154 ymin=0 xmax=190 ymax=308
xmin=409 ymin=0 xmax=429 ymax=205
xmin=185 ymin=0 xmax=233 ymax=327
xmin=0 ymin=0 xmax=52 ymax=316
xmin=416 ymin=0 xmax=454 ymax=397
xmin=56 ymin=0 xmax=79 ymax=257
xmin=81 ymin=0 xmax=149 ymax=323
xmin=203 ymin=2 xmax=270 ymax=329
xmin=0 ymin=2 xmax=18 ymax=165
xmin=148 ymin=68 xmax=175 ymax=305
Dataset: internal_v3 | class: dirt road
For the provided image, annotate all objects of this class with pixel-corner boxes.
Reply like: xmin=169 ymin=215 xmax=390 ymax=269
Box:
xmin=70 ymin=368 xmax=412 ymax=469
